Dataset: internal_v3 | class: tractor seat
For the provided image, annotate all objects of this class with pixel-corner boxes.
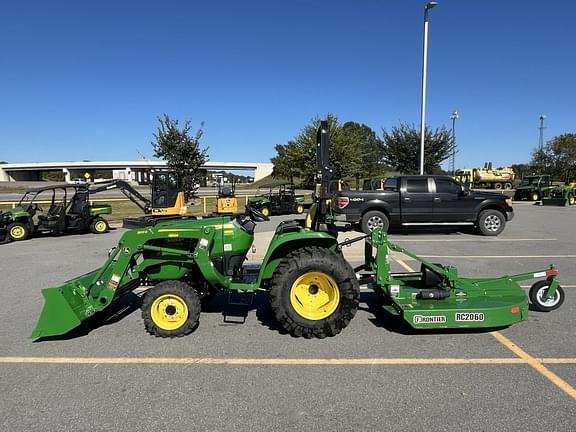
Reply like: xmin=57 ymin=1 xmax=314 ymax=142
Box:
xmin=38 ymin=204 xmax=64 ymax=222
xmin=275 ymin=220 xmax=303 ymax=235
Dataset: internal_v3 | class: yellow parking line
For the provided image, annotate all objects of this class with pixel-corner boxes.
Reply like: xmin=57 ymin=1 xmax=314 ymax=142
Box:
xmin=393 ymin=257 xmax=415 ymax=273
xmin=491 ymin=332 xmax=576 ymax=400
xmin=0 ymin=356 xmax=575 ymax=366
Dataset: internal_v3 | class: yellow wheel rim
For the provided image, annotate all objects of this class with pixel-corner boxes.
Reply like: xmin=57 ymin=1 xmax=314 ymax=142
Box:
xmin=94 ymin=220 xmax=107 ymax=233
xmin=569 ymin=196 xmax=575 ymax=206
xmin=290 ymin=272 xmax=340 ymax=320
xmin=531 ymin=193 xmax=539 ymax=201
xmin=10 ymin=225 xmax=25 ymax=239
xmin=261 ymin=207 xmax=270 ymax=217
xmin=150 ymin=294 xmax=189 ymax=330
xmin=296 ymin=205 xmax=304 ymax=214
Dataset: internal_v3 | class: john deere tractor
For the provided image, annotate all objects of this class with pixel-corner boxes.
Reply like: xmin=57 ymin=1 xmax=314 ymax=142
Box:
xmin=32 ymin=122 xmax=565 ymax=340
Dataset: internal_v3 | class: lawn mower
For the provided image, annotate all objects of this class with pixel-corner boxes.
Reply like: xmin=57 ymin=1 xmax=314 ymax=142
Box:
xmin=31 ymin=122 xmax=565 ymax=340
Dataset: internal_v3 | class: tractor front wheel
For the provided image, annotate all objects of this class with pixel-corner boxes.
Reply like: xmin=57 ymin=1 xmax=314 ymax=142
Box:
xmin=142 ymin=281 xmax=201 ymax=337
xmin=269 ymin=246 xmax=359 ymax=338
xmin=529 ymin=280 xmax=565 ymax=312
xmin=90 ymin=218 xmax=109 ymax=234
xmin=8 ymin=222 xmax=30 ymax=241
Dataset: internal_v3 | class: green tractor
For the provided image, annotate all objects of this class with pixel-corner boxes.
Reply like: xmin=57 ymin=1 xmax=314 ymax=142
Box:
xmin=513 ymin=175 xmax=550 ymax=201
xmin=0 ymin=184 xmax=111 ymax=243
xmin=542 ymin=182 xmax=576 ymax=206
xmin=32 ymin=122 xmax=565 ymax=340
xmin=247 ymin=183 xmax=305 ymax=218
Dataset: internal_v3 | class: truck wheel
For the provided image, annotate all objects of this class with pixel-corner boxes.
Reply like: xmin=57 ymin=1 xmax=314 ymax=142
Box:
xmin=269 ymin=246 xmax=360 ymax=338
xmin=531 ymin=192 xmax=539 ymax=201
xmin=260 ymin=206 xmax=270 ymax=218
xmin=142 ymin=281 xmax=201 ymax=337
xmin=477 ymin=209 xmax=505 ymax=236
xmin=504 ymin=182 xmax=513 ymax=190
xmin=361 ymin=210 xmax=389 ymax=234
xmin=8 ymin=222 xmax=30 ymax=241
xmin=90 ymin=218 xmax=109 ymax=234
xmin=529 ymin=280 xmax=564 ymax=312
xmin=494 ymin=182 xmax=502 ymax=190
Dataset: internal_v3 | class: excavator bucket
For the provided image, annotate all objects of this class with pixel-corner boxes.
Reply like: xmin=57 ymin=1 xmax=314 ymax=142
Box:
xmin=31 ymin=270 xmax=99 ymax=339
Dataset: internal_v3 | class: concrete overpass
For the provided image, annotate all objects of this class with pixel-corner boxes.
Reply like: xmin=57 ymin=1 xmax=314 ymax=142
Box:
xmin=0 ymin=160 xmax=274 ymax=183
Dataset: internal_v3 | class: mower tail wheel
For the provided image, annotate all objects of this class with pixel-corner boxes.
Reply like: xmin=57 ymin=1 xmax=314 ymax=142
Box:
xmin=529 ymin=280 xmax=565 ymax=312
xmin=142 ymin=280 xmax=201 ymax=337
xmin=7 ymin=222 xmax=30 ymax=241
xmin=269 ymin=246 xmax=360 ymax=339
xmin=90 ymin=218 xmax=109 ymax=234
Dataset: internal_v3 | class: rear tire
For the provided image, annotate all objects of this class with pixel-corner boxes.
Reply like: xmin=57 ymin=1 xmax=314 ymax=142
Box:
xmin=361 ymin=210 xmax=389 ymax=234
xmin=568 ymin=194 xmax=575 ymax=206
xmin=8 ymin=222 xmax=30 ymax=241
xmin=529 ymin=280 xmax=564 ymax=312
xmin=260 ymin=206 xmax=270 ymax=218
xmin=90 ymin=218 xmax=109 ymax=234
xmin=494 ymin=182 xmax=502 ymax=190
xmin=477 ymin=209 xmax=505 ymax=236
xmin=269 ymin=246 xmax=359 ymax=338
xmin=142 ymin=281 xmax=201 ymax=337
xmin=531 ymin=192 xmax=540 ymax=201
xmin=295 ymin=204 xmax=304 ymax=214
xmin=504 ymin=182 xmax=513 ymax=190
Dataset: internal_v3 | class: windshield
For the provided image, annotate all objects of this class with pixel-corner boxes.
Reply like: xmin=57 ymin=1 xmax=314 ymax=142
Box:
xmin=520 ymin=177 xmax=540 ymax=186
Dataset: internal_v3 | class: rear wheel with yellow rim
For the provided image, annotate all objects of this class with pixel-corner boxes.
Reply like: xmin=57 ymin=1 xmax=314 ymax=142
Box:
xmin=260 ymin=206 xmax=270 ymax=218
xmin=141 ymin=280 xmax=201 ymax=337
xmin=90 ymin=218 xmax=109 ymax=234
xmin=269 ymin=246 xmax=359 ymax=338
xmin=295 ymin=204 xmax=304 ymax=214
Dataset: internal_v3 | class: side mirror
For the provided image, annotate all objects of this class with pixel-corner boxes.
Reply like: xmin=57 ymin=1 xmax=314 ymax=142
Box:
xmin=460 ymin=185 xmax=469 ymax=196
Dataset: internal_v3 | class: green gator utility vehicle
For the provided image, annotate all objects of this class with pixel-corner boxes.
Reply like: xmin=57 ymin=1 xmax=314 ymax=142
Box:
xmin=248 ymin=183 xmax=305 ymax=217
xmin=32 ymin=122 xmax=565 ymax=340
xmin=542 ymin=182 xmax=576 ymax=206
xmin=513 ymin=175 xmax=550 ymax=201
xmin=0 ymin=184 xmax=111 ymax=243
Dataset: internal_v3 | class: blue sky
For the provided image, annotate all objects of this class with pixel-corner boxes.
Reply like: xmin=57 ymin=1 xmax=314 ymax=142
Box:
xmin=1 ymin=0 xmax=574 ymax=170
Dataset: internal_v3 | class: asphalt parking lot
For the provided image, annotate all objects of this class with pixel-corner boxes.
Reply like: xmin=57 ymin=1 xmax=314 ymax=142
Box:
xmin=1 ymin=203 xmax=574 ymax=431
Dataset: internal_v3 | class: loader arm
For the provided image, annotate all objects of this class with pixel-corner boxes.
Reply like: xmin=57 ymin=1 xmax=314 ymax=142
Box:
xmin=89 ymin=180 xmax=152 ymax=214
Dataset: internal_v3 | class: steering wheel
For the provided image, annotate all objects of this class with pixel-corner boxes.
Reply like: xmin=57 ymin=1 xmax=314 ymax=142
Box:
xmin=245 ymin=204 xmax=269 ymax=222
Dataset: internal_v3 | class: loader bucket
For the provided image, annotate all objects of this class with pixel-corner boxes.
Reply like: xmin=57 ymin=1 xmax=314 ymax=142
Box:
xmin=31 ymin=270 xmax=100 ymax=339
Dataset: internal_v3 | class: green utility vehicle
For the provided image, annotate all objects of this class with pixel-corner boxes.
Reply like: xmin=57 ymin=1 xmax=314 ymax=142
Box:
xmin=32 ymin=122 xmax=565 ymax=340
xmin=513 ymin=175 xmax=550 ymax=201
xmin=0 ymin=184 xmax=111 ymax=243
xmin=542 ymin=182 xmax=576 ymax=206
xmin=247 ymin=183 xmax=305 ymax=217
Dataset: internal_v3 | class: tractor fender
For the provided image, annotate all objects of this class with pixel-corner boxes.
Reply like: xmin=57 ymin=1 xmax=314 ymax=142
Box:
xmin=258 ymin=231 xmax=339 ymax=283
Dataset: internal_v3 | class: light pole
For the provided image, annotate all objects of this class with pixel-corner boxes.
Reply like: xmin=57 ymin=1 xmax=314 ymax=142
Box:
xmin=419 ymin=1 xmax=438 ymax=175
xmin=450 ymin=111 xmax=459 ymax=175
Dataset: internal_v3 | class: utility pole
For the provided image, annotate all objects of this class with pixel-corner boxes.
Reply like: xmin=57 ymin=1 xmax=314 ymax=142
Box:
xmin=450 ymin=111 xmax=459 ymax=176
xmin=419 ymin=2 xmax=438 ymax=175
xmin=538 ymin=114 xmax=546 ymax=151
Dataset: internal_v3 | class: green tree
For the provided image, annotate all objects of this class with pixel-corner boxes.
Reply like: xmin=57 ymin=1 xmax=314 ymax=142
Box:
xmin=339 ymin=121 xmax=386 ymax=188
xmin=382 ymin=123 xmax=454 ymax=174
xmin=152 ymin=114 xmax=209 ymax=200
xmin=271 ymin=114 xmax=341 ymax=187
xmin=530 ymin=133 xmax=576 ymax=181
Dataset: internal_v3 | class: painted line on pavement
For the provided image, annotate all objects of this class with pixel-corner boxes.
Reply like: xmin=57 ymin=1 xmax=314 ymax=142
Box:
xmin=491 ymin=332 xmax=576 ymax=400
xmin=417 ymin=255 xmax=576 ymax=259
xmin=1 ymin=356 xmax=575 ymax=366
xmin=390 ymin=238 xmax=557 ymax=242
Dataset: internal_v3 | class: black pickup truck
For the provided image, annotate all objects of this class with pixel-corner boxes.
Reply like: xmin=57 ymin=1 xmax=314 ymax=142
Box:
xmin=333 ymin=175 xmax=514 ymax=236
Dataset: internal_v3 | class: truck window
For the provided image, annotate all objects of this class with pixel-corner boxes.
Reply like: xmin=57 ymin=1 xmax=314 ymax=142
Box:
xmin=406 ymin=178 xmax=428 ymax=193
xmin=435 ymin=178 xmax=461 ymax=194
xmin=383 ymin=177 xmax=397 ymax=191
